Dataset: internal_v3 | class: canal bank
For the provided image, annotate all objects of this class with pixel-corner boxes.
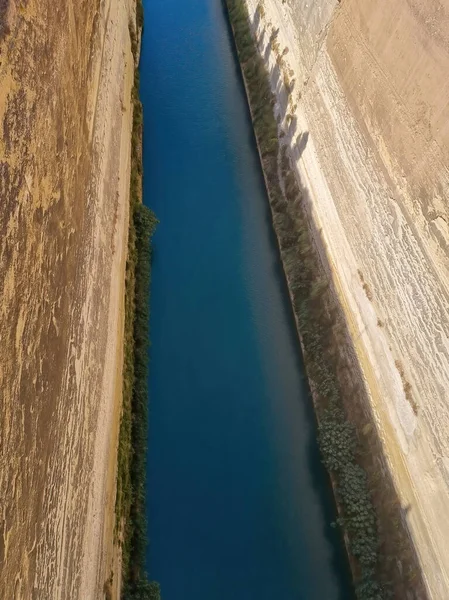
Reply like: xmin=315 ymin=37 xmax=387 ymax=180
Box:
xmin=141 ymin=0 xmax=353 ymax=598
xmin=224 ymin=0 xmax=411 ymax=598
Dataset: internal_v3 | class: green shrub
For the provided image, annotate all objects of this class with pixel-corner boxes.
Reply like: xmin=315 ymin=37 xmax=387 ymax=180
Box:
xmin=117 ymin=8 xmax=160 ymax=600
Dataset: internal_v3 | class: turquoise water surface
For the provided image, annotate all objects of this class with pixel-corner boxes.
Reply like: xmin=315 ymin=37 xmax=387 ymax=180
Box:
xmin=141 ymin=0 xmax=353 ymax=597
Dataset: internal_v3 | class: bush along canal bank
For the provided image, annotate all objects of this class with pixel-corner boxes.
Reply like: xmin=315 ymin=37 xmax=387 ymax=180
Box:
xmin=223 ymin=0 xmax=423 ymax=598
xmin=114 ymin=6 xmax=161 ymax=600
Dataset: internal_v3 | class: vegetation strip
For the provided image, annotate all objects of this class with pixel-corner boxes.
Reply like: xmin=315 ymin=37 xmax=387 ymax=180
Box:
xmin=115 ymin=5 xmax=161 ymax=599
xmin=224 ymin=0 xmax=392 ymax=597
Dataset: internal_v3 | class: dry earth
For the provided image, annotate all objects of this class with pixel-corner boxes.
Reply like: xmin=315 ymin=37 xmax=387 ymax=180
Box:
xmin=244 ymin=0 xmax=449 ymax=597
xmin=0 ymin=0 xmax=135 ymax=598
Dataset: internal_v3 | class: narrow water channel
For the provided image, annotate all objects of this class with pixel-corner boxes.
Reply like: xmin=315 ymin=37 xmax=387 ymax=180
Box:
xmin=141 ymin=0 xmax=353 ymax=597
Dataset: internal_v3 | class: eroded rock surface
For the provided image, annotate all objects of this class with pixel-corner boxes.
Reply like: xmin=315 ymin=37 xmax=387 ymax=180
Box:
xmin=0 ymin=0 xmax=134 ymax=597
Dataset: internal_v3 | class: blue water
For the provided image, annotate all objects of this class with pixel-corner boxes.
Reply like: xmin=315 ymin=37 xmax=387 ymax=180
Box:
xmin=141 ymin=0 xmax=353 ymax=598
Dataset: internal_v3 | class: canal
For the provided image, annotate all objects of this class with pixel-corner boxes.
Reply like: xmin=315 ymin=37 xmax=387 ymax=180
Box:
xmin=141 ymin=0 xmax=353 ymax=597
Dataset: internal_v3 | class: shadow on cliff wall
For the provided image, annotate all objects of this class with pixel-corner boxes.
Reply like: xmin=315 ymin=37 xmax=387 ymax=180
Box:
xmin=281 ymin=94 xmax=427 ymax=600
xmin=283 ymin=137 xmax=427 ymax=599
xmin=278 ymin=117 xmax=427 ymax=600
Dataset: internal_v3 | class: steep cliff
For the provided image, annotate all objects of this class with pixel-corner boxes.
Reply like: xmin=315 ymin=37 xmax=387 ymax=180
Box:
xmin=244 ymin=0 xmax=449 ymax=597
xmin=0 ymin=0 xmax=135 ymax=597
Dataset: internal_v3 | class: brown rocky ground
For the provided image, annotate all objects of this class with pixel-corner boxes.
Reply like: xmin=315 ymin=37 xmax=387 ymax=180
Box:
xmin=0 ymin=0 xmax=134 ymax=597
xmin=246 ymin=0 xmax=449 ymax=597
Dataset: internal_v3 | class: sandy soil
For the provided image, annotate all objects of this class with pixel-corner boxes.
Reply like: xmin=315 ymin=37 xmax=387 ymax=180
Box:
xmin=245 ymin=0 xmax=449 ymax=597
xmin=0 ymin=0 xmax=134 ymax=598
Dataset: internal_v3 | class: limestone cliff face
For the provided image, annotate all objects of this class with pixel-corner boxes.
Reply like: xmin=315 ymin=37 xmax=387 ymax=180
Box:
xmin=0 ymin=0 xmax=135 ymax=598
xmin=246 ymin=0 xmax=449 ymax=597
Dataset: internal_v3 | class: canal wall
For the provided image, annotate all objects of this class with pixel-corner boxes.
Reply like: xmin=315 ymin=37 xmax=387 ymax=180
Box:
xmin=237 ymin=5 xmax=449 ymax=597
xmin=224 ymin=0 xmax=449 ymax=598
xmin=0 ymin=0 xmax=137 ymax=598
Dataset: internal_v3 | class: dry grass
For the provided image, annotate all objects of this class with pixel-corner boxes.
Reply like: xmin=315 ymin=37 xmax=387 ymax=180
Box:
xmin=395 ymin=360 xmax=418 ymax=415
xmin=358 ymin=270 xmax=373 ymax=301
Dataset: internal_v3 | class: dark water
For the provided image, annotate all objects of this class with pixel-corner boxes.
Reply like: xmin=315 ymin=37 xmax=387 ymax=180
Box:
xmin=141 ymin=0 xmax=353 ymax=597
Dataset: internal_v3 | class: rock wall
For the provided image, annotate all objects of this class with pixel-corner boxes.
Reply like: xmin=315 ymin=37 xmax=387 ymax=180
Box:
xmin=246 ymin=0 xmax=449 ymax=597
xmin=0 ymin=0 xmax=135 ymax=597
